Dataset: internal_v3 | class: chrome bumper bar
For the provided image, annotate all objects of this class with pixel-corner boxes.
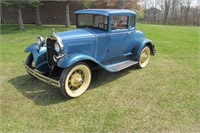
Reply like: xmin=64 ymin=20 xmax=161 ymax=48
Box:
xmin=24 ymin=64 xmax=60 ymax=88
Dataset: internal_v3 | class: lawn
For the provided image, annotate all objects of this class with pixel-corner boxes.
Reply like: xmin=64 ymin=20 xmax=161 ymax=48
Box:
xmin=0 ymin=24 xmax=200 ymax=132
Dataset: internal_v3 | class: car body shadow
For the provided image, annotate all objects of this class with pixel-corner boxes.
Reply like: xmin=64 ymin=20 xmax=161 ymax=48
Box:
xmin=8 ymin=66 xmax=138 ymax=106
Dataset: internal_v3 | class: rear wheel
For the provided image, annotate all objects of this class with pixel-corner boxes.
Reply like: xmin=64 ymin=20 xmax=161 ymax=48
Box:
xmin=137 ymin=46 xmax=151 ymax=68
xmin=60 ymin=62 xmax=91 ymax=98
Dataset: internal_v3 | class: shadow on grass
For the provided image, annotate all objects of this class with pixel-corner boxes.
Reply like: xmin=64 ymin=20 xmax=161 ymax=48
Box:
xmin=8 ymin=66 xmax=137 ymax=106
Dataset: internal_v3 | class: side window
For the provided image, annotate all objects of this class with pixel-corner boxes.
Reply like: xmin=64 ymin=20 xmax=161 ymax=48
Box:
xmin=94 ymin=15 xmax=108 ymax=30
xmin=130 ymin=16 xmax=136 ymax=28
xmin=111 ymin=15 xmax=128 ymax=30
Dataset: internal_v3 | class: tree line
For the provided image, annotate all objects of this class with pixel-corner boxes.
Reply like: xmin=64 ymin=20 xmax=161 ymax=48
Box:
xmin=88 ymin=0 xmax=200 ymax=26
xmin=1 ymin=0 xmax=199 ymax=31
xmin=1 ymin=0 xmax=71 ymax=30
xmin=140 ymin=0 xmax=200 ymax=26
xmin=1 ymin=0 xmax=41 ymax=30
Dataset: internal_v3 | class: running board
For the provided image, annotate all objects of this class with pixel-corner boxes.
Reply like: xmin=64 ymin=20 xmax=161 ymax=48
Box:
xmin=105 ymin=60 xmax=138 ymax=72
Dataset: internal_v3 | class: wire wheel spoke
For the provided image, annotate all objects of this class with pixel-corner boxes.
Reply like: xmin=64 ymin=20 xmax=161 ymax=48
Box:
xmin=141 ymin=52 xmax=146 ymax=63
xmin=139 ymin=46 xmax=150 ymax=68
xmin=68 ymin=69 xmax=85 ymax=91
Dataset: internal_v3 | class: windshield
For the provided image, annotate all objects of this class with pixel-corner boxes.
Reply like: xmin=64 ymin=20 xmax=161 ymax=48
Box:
xmin=77 ymin=14 xmax=108 ymax=31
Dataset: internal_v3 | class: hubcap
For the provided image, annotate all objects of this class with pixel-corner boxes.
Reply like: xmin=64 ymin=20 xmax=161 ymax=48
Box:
xmin=141 ymin=50 xmax=148 ymax=63
xmin=68 ymin=70 xmax=84 ymax=91
xmin=140 ymin=47 xmax=150 ymax=68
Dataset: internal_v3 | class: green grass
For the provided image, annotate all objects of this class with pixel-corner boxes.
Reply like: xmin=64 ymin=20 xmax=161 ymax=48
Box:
xmin=0 ymin=24 xmax=200 ymax=132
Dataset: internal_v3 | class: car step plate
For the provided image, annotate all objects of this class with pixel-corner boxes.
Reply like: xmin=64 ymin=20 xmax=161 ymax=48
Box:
xmin=106 ymin=60 xmax=138 ymax=72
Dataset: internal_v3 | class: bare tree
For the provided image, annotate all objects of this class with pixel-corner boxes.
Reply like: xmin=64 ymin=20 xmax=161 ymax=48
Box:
xmin=94 ymin=0 xmax=109 ymax=8
xmin=119 ymin=0 xmax=125 ymax=9
xmin=191 ymin=1 xmax=200 ymax=25
xmin=140 ymin=0 xmax=153 ymax=23
xmin=169 ymin=0 xmax=179 ymax=24
xmin=140 ymin=0 xmax=199 ymax=25
xmin=159 ymin=0 xmax=172 ymax=24
xmin=183 ymin=0 xmax=193 ymax=25
xmin=151 ymin=0 xmax=159 ymax=23
xmin=82 ymin=0 xmax=96 ymax=9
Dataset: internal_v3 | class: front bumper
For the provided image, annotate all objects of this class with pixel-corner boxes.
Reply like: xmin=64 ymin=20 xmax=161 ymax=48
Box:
xmin=25 ymin=64 xmax=60 ymax=88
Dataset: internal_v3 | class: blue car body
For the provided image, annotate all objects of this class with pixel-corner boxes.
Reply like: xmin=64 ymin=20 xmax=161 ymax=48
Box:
xmin=25 ymin=9 xmax=155 ymax=90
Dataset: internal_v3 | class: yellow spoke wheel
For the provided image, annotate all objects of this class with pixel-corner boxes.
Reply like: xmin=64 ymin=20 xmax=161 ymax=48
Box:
xmin=137 ymin=46 xmax=150 ymax=68
xmin=60 ymin=62 xmax=91 ymax=98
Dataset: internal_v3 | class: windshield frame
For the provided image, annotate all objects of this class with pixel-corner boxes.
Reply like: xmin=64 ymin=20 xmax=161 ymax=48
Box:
xmin=76 ymin=14 xmax=109 ymax=31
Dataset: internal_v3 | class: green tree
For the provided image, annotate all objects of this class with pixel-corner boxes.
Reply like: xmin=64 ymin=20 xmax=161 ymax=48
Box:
xmin=1 ymin=0 xmax=40 ymax=30
xmin=28 ymin=0 xmax=41 ymax=26
xmin=65 ymin=1 xmax=70 ymax=27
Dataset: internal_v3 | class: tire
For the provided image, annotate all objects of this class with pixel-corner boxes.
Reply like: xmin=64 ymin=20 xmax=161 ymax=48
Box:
xmin=137 ymin=46 xmax=151 ymax=69
xmin=60 ymin=62 xmax=91 ymax=98
xmin=26 ymin=53 xmax=34 ymax=68
xmin=26 ymin=53 xmax=48 ymax=76
xmin=26 ymin=53 xmax=36 ymax=78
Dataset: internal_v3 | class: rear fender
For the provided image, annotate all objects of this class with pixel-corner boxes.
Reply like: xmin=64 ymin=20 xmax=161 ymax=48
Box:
xmin=132 ymin=38 xmax=154 ymax=60
xmin=25 ymin=43 xmax=49 ymax=72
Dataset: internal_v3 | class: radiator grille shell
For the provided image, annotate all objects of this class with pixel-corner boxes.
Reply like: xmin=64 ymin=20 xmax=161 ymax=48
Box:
xmin=46 ymin=38 xmax=58 ymax=67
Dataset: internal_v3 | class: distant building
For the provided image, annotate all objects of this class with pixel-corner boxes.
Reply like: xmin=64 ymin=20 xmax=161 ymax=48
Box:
xmin=143 ymin=7 xmax=162 ymax=24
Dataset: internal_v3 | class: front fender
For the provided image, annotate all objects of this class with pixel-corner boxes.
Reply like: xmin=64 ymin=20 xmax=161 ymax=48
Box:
xmin=57 ymin=53 xmax=99 ymax=68
xmin=132 ymin=38 xmax=153 ymax=60
xmin=24 ymin=43 xmax=50 ymax=72
xmin=24 ymin=43 xmax=39 ymax=53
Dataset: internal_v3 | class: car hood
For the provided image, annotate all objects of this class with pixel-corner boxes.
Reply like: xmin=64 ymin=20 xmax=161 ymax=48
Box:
xmin=56 ymin=29 xmax=96 ymax=41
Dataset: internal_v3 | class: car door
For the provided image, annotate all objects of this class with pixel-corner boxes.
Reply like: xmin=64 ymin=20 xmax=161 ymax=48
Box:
xmin=106 ymin=15 xmax=130 ymax=59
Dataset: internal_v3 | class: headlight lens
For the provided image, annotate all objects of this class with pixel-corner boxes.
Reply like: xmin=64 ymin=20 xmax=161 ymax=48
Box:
xmin=37 ymin=36 xmax=45 ymax=46
xmin=54 ymin=42 xmax=60 ymax=52
xmin=54 ymin=41 xmax=64 ymax=53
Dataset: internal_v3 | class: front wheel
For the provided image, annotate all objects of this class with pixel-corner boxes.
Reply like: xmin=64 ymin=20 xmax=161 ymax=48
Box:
xmin=25 ymin=53 xmax=48 ymax=76
xmin=137 ymin=46 xmax=151 ymax=68
xmin=60 ymin=62 xmax=91 ymax=98
xmin=26 ymin=53 xmax=35 ymax=68
xmin=26 ymin=53 xmax=36 ymax=78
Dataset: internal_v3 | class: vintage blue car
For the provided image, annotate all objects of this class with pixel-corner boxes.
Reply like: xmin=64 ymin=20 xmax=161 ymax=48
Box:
xmin=24 ymin=9 xmax=155 ymax=98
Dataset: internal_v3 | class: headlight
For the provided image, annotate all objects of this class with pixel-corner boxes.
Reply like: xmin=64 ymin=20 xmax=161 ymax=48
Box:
xmin=37 ymin=36 xmax=45 ymax=46
xmin=54 ymin=41 xmax=64 ymax=53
